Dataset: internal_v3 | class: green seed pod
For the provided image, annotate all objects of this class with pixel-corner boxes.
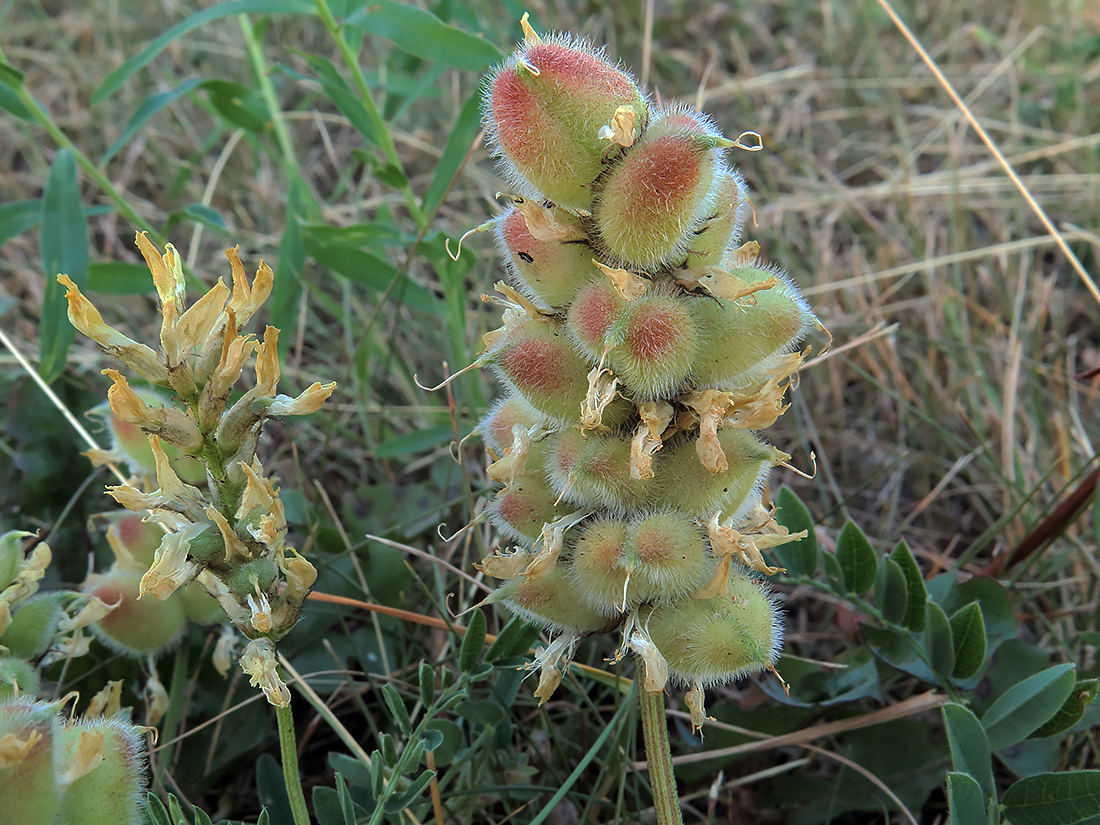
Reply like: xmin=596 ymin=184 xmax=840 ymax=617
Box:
xmin=565 ymin=277 xmax=626 ymax=360
xmin=682 ymin=169 xmax=749 ymax=268
xmin=0 ymin=698 xmax=61 ymax=825
xmin=605 ymin=291 xmax=699 ymax=399
xmin=647 ymin=569 xmax=782 ymax=685
xmin=55 ymin=716 xmax=147 ymax=825
xmin=489 ymin=565 xmax=612 ymax=633
xmin=486 ymin=35 xmax=648 ymax=212
xmin=594 ymin=106 xmax=727 ymax=269
xmin=659 ymin=430 xmax=773 ymax=520
xmin=689 ymin=264 xmax=816 ymax=390
xmin=0 ymin=531 xmax=26 ymax=591
xmin=488 ymin=439 xmax=575 ymax=544
xmin=90 ymin=395 xmax=207 ymax=485
xmin=104 ymin=512 xmax=163 ymax=569
xmin=226 ymin=558 xmax=278 ymax=598
xmin=625 ymin=511 xmax=713 ymax=603
xmin=547 ymin=430 xmax=657 ymax=513
xmin=83 ymin=569 xmax=186 ymax=657
xmin=568 ymin=518 xmax=629 ymax=613
xmin=2 ymin=593 xmax=65 ymax=659
xmin=477 ymin=396 xmax=547 ymax=456
xmin=180 ymin=581 xmax=225 ymax=626
xmin=494 ymin=204 xmax=597 ymax=309
xmin=485 ymin=318 xmax=593 ymax=423
xmin=0 ymin=656 xmax=40 ymax=700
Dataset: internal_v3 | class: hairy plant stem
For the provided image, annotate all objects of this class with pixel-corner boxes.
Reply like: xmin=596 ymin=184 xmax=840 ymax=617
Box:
xmin=276 ymin=698 xmax=311 ymax=825
xmin=637 ymin=662 xmax=683 ymax=825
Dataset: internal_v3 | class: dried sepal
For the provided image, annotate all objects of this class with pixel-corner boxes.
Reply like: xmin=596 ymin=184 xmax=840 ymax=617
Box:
xmin=475 ymin=550 xmax=538 ymax=580
xmin=580 ymin=364 xmax=619 ymax=432
xmin=594 ymin=261 xmax=649 ymax=301
xmin=239 ymin=638 xmax=290 ymax=707
xmin=629 ymin=401 xmax=673 ymax=480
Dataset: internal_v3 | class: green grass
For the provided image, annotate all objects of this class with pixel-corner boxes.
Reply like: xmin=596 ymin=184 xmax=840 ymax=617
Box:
xmin=1 ymin=0 xmax=1099 ymax=823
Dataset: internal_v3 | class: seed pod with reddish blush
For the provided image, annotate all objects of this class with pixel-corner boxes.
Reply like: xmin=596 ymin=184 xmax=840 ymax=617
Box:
xmin=104 ymin=512 xmax=163 ymax=568
xmin=565 ymin=277 xmax=626 ymax=361
xmin=55 ymin=716 xmax=147 ymax=825
xmin=0 ymin=698 xmax=61 ymax=825
xmin=646 ymin=570 xmax=782 ymax=686
xmin=494 ymin=204 xmax=597 ymax=310
xmin=83 ymin=569 xmax=186 ymax=656
xmin=489 ymin=565 xmax=612 ymax=633
xmin=88 ymin=394 xmax=207 ymax=485
xmin=564 ymin=431 xmax=659 ymax=513
xmin=485 ymin=318 xmax=592 ymax=423
xmin=605 ymin=292 xmax=699 ymax=399
xmin=689 ymin=264 xmax=816 ymax=391
xmin=478 ymin=396 xmax=547 ymax=456
xmin=568 ymin=518 xmax=629 ymax=613
xmin=594 ymin=106 xmax=728 ymax=269
xmin=486 ymin=35 xmax=648 ymax=213
xmin=660 ymin=430 xmax=774 ymax=520
xmin=488 ymin=443 xmax=573 ymax=543
xmin=625 ymin=512 xmax=713 ymax=603
xmin=682 ymin=169 xmax=749 ymax=268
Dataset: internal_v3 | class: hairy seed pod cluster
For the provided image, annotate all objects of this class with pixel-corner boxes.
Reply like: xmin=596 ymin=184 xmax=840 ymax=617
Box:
xmin=468 ymin=16 xmax=819 ymax=724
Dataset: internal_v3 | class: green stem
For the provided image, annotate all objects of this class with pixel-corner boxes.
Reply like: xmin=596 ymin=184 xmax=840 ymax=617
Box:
xmin=637 ymin=666 xmax=683 ymax=825
xmin=238 ymin=14 xmax=299 ymax=181
xmin=276 ymin=699 xmax=312 ymax=825
xmin=153 ymin=645 xmax=190 ymax=795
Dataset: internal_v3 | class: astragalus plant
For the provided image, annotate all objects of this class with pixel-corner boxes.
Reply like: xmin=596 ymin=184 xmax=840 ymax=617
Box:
xmin=454 ymin=16 xmax=821 ymax=823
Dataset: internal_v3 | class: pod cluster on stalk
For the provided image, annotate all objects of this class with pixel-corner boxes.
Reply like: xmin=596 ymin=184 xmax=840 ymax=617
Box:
xmin=60 ymin=235 xmax=337 ymax=707
xmin=463 ymin=16 xmax=820 ymax=726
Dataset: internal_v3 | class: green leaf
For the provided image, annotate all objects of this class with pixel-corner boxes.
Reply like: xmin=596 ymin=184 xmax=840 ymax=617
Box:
xmin=87 ymin=261 xmax=154 ymax=295
xmin=485 ymin=615 xmax=535 ymax=661
xmin=773 ymin=486 xmax=818 ymax=577
xmin=192 ymin=805 xmax=214 ymax=825
xmin=328 ymin=753 xmax=372 ymax=789
xmin=346 ymin=2 xmax=503 ymax=71
xmin=836 ymin=520 xmax=876 ymax=594
xmin=424 ymin=719 xmax=463 ymax=766
xmin=0 ymin=61 xmax=24 ymax=89
xmin=255 ymin=753 xmax=294 ymax=825
xmin=101 ymin=77 xmax=204 ymax=163
xmin=418 ymin=661 xmax=436 ymax=707
xmin=1029 ymin=679 xmax=1099 ymax=740
xmin=1002 ymin=771 xmax=1100 ymax=825
xmin=821 ymin=551 xmax=847 ymax=595
xmin=942 ymin=704 xmax=994 ymax=798
xmin=39 ymin=149 xmax=89 ymax=383
xmin=0 ymin=199 xmax=41 ymax=249
xmin=166 ymin=203 xmax=228 ymax=233
xmin=291 ymin=52 xmax=380 ymax=147
xmin=0 ymin=83 xmax=32 ymax=120
xmin=145 ymin=794 xmax=172 ymax=825
xmin=381 ymin=732 xmax=398 ymax=767
xmin=874 ymin=556 xmax=908 ymax=625
xmin=203 ymin=79 xmax=270 ymax=132
xmin=455 ymin=698 xmax=504 ymax=726
xmin=890 ymin=539 xmax=927 ymax=631
xmin=946 ymin=772 xmax=987 ymax=825
xmin=92 ymin=0 xmax=314 ymax=105
xmin=925 ymin=600 xmax=956 ymax=678
xmin=334 ymin=774 xmax=357 ymax=825
xmin=949 ymin=602 xmax=987 ymax=680
xmin=459 ymin=607 xmax=486 ymax=672
xmin=982 ymin=663 xmax=1077 ymax=750
xmin=373 ymin=425 xmax=454 ymax=458
xmin=927 ymin=572 xmax=1017 ymax=665
xmin=422 ymin=89 xmax=482 ymax=215
xmin=302 ymin=234 xmax=442 ymax=315
xmin=270 ymin=180 xmax=309 ymax=352
xmin=420 ymin=728 xmax=444 ymax=753
xmin=381 ymin=683 xmax=412 ymax=736
xmin=256 ymin=809 xmax=271 ymax=825
xmin=386 ymin=769 xmax=437 ymax=813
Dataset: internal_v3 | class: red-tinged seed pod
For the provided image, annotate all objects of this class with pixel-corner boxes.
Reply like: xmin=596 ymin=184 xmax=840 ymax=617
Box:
xmin=660 ymin=430 xmax=774 ymax=520
xmin=485 ymin=318 xmax=593 ymax=423
xmin=83 ymin=569 xmax=186 ymax=656
xmin=1 ymin=593 xmax=65 ymax=659
xmin=560 ymin=431 xmax=658 ymax=513
xmin=488 ymin=442 xmax=573 ymax=543
xmin=486 ymin=36 xmax=648 ymax=213
xmin=568 ymin=518 xmax=630 ymax=613
xmin=0 ymin=698 xmax=61 ymax=825
xmin=689 ymin=264 xmax=816 ymax=391
xmin=606 ymin=292 xmax=699 ymax=399
xmin=489 ymin=565 xmax=613 ymax=633
xmin=543 ymin=427 xmax=587 ymax=496
xmin=565 ymin=278 xmax=627 ymax=361
xmin=647 ymin=569 xmax=782 ymax=686
xmin=56 ymin=716 xmax=147 ymax=825
xmin=494 ymin=205 xmax=598 ymax=310
xmin=681 ymin=168 xmax=749 ymax=268
xmin=625 ymin=511 xmax=713 ymax=603
xmin=594 ymin=106 xmax=727 ymax=269
xmin=477 ymin=396 xmax=548 ymax=456
xmin=89 ymin=395 xmax=207 ymax=485
xmin=104 ymin=512 xmax=163 ymax=568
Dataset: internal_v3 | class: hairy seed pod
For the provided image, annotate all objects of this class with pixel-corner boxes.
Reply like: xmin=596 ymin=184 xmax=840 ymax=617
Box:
xmin=625 ymin=511 xmax=713 ymax=603
xmin=0 ymin=657 xmax=40 ymax=700
xmin=180 ymin=582 xmax=225 ymax=626
xmin=489 ymin=565 xmax=613 ymax=632
xmin=477 ymin=396 xmax=547 ymax=456
xmin=488 ymin=442 xmax=573 ymax=543
xmin=548 ymin=430 xmax=657 ymax=513
xmin=486 ymin=36 xmax=648 ymax=213
xmin=594 ymin=106 xmax=727 ymax=269
xmin=605 ymin=292 xmax=699 ymax=399
xmin=689 ymin=264 xmax=816 ymax=390
xmin=495 ymin=204 xmax=597 ymax=309
xmin=660 ymin=430 xmax=774 ymax=520
xmin=568 ymin=518 xmax=630 ymax=613
xmin=681 ymin=169 xmax=749 ymax=268
xmin=647 ymin=570 xmax=783 ymax=685
xmin=565 ymin=277 xmax=627 ymax=361
xmin=1 ymin=593 xmax=65 ymax=659
xmin=84 ymin=569 xmax=186 ymax=656
xmin=0 ymin=698 xmax=61 ymax=825
xmin=55 ymin=716 xmax=147 ymax=825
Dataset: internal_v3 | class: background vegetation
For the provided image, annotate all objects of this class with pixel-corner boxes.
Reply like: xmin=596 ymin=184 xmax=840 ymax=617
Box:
xmin=1 ymin=0 xmax=1099 ymax=822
